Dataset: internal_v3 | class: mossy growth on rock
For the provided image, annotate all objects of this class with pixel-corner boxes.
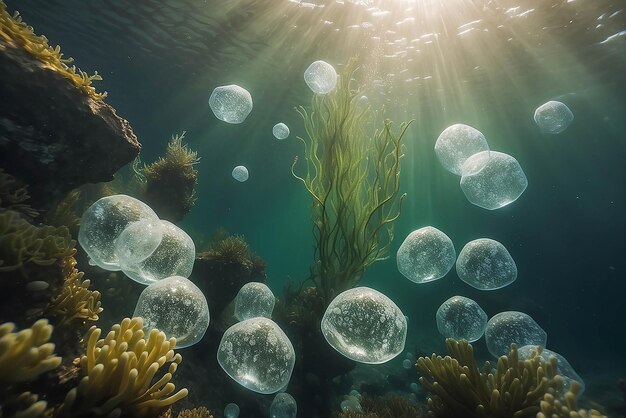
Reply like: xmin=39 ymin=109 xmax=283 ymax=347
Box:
xmin=135 ymin=131 xmax=199 ymax=222
xmin=0 ymin=0 xmax=106 ymax=100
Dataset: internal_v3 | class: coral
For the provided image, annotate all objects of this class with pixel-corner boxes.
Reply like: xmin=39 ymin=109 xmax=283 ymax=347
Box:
xmin=0 ymin=168 xmax=38 ymax=220
xmin=58 ymin=317 xmax=188 ymax=417
xmin=177 ymin=407 xmax=213 ymax=418
xmin=537 ymin=381 xmax=606 ymax=418
xmin=45 ymin=257 xmax=102 ymax=326
xmin=0 ymin=0 xmax=106 ymax=100
xmin=417 ymin=339 xmax=564 ymax=418
xmin=0 ymin=319 xmax=61 ymax=384
xmin=0 ymin=210 xmax=75 ymax=273
xmin=137 ymin=131 xmax=199 ymax=222
xmin=292 ymin=62 xmax=412 ymax=304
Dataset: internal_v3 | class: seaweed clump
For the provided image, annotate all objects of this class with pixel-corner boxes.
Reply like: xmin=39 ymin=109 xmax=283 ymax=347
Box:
xmin=292 ymin=62 xmax=412 ymax=304
xmin=538 ymin=381 xmax=606 ymax=418
xmin=0 ymin=168 xmax=38 ymax=220
xmin=135 ymin=131 xmax=199 ymax=223
xmin=0 ymin=0 xmax=106 ymax=100
xmin=417 ymin=339 xmax=563 ymax=418
xmin=58 ymin=317 xmax=188 ymax=417
xmin=334 ymin=395 xmax=421 ymax=418
xmin=0 ymin=319 xmax=62 ymax=417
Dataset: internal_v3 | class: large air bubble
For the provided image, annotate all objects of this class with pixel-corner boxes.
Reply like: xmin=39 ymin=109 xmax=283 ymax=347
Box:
xmin=396 ymin=226 xmax=456 ymax=284
xmin=436 ymin=296 xmax=488 ymax=342
xmin=209 ymin=84 xmax=253 ymax=124
xmin=304 ymin=61 xmax=338 ymax=95
xmin=234 ymin=282 xmax=275 ymax=321
xmin=456 ymin=238 xmax=517 ymax=290
xmin=270 ymin=392 xmax=297 ymax=418
xmin=434 ymin=124 xmax=489 ymax=175
xmin=485 ymin=311 xmax=547 ymax=357
xmin=533 ymin=100 xmax=573 ymax=134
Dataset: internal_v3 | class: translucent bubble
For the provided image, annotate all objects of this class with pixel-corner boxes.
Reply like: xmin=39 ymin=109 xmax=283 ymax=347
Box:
xmin=485 ymin=311 xmax=547 ymax=357
xmin=456 ymin=238 xmax=517 ymax=290
xmin=436 ymin=296 xmax=488 ymax=342
xmin=133 ymin=276 xmax=209 ymax=348
xmin=120 ymin=220 xmax=196 ymax=285
xmin=402 ymin=359 xmax=413 ymax=370
xmin=397 ymin=226 xmax=456 ymax=283
xmin=340 ymin=398 xmax=362 ymax=412
xmin=114 ymin=219 xmax=163 ymax=266
xmin=273 ymin=123 xmax=290 ymax=140
xmin=217 ymin=317 xmax=295 ymax=394
xmin=460 ymin=151 xmax=528 ymax=210
xmin=321 ymin=287 xmax=407 ymax=364
xmin=434 ymin=124 xmax=489 ymax=175
xmin=359 ymin=95 xmax=369 ymax=105
xmin=518 ymin=346 xmax=585 ymax=396
xmin=409 ymin=382 xmax=419 ymax=393
xmin=534 ymin=100 xmax=573 ymax=134
xmin=224 ymin=403 xmax=240 ymax=418
xmin=349 ymin=390 xmax=361 ymax=400
xmin=78 ymin=195 xmax=159 ymax=271
xmin=270 ymin=392 xmax=297 ymax=418
xmin=234 ymin=282 xmax=275 ymax=321
xmin=209 ymin=84 xmax=253 ymax=124
xmin=304 ymin=60 xmax=337 ymax=94
xmin=232 ymin=165 xmax=249 ymax=182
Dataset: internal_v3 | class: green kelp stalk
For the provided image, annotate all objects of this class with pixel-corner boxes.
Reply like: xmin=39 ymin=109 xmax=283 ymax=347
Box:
xmin=292 ymin=63 xmax=412 ymax=305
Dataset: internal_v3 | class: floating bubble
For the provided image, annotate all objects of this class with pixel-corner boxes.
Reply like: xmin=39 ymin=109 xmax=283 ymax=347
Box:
xmin=456 ymin=238 xmax=517 ymax=290
xmin=397 ymin=226 xmax=456 ymax=284
xmin=273 ymin=123 xmax=290 ymax=140
xmin=349 ymin=390 xmax=361 ymax=400
xmin=114 ymin=219 xmax=163 ymax=266
xmin=460 ymin=151 xmax=528 ymax=210
xmin=434 ymin=124 xmax=489 ymax=175
xmin=133 ymin=276 xmax=209 ymax=348
xmin=217 ymin=317 xmax=295 ymax=394
xmin=234 ymin=282 xmax=275 ymax=321
xmin=534 ymin=100 xmax=574 ymax=134
xmin=436 ymin=296 xmax=488 ymax=342
xmin=209 ymin=84 xmax=253 ymax=124
xmin=340 ymin=397 xmax=362 ymax=412
xmin=270 ymin=392 xmax=297 ymax=418
xmin=359 ymin=95 xmax=369 ymax=105
xmin=518 ymin=345 xmax=585 ymax=396
xmin=120 ymin=220 xmax=195 ymax=285
xmin=78 ymin=195 xmax=159 ymax=271
xmin=409 ymin=382 xmax=419 ymax=393
xmin=485 ymin=311 xmax=547 ymax=357
xmin=232 ymin=165 xmax=249 ymax=182
xmin=402 ymin=359 xmax=413 ymax=370
xmin=304 ymin=60 xmax=338 ymax=94
xmin=224 ymin=403 xmax=240 ymax=418
xmin=321 ymin=287 xmax=407 ymax=364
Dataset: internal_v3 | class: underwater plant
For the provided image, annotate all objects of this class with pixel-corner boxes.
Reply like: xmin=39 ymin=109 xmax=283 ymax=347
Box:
xmin=45 ymin=256 xmax=102 ymax=326
xmin=0 ymin=168 xmax=38 ymax=221
xmin=176 ymin=407 xmax=214 ymax=418
xmin=417 ymin=339 xmax=564 ymax=418
xmin=292 ymin=62 xmax=412 ymax=304
xmin=58 ymin=317 xmax=187 ymax=417
xmin=537 ymin=381 xmax=606 ymax=418
xmin=43 ymin=190 xmax=82 ymax=234
xmin=135 ymin=131 xmax=200 ymax=223
xmin=0 ymin=0 xmax=106 ymax=100
xmin=334 ymin=395 xmax=422 ymax=418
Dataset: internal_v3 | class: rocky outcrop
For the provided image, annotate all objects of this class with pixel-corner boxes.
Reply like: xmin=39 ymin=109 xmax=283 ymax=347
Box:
xmin=0 ymin=42 xmax=140 ymax=210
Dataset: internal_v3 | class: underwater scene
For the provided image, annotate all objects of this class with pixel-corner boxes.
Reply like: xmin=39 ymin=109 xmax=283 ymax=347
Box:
xmin=0 ymin=0 xmax=625 ymax=417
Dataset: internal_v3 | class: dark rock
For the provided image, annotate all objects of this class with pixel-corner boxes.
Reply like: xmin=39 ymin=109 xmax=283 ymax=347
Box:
xmin=0 ymin=42 xmax=140 ymax=210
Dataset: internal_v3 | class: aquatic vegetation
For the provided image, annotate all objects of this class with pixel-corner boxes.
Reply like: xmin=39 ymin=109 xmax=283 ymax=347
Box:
xmin=273 ymin=122 xmax=290 ymax=140
xmin=538 ymin=381 xmax=605 ymax=418
xmin=217 ymin=317 xmax=295 ymax=394
xmin=304 ymin=60 xmax=338 ymax=95
xmin=0 ymin=168 xmax=38 ymax=220
xmin=201 ymin=234 xmax=264 ymax=271
xmin=436 ymin=296 xmax=487 ymax=342
xmin=133 ymin=276 xmax=209 ymax=349
xmin=208 ymin=84 xmax=253 ymax=124
xmin=0 ymin=0 xmax=106 ymax=100
xmin=396 ymin=226 xmax=456 ymax=284
xmin=335 ymin=395 xmax=421 ymax=418
xmin=434 ymin=124 xmax=489 ymax=176
xmin=0 ymin=210 xmax=75 ymax=272
xmin=232 ymin=165 xmax=249 ymax=182
xmin=321 ymin=287 xmax=407 ymax=364
xmin=456 ymin=238 xmax=517 ymax=290
xmin=43 ymin=189 xmax=82 ymax=233
xmin=292 ymin=63 xmax=412 ymax=304
xmin=46 ymin=257 xmax=102 ymax=326
xmin=234 ymin=281 xmax=276 ymax=321
xmin=460 ymin=151 xmax=528 ymax=210
xmin=140 ymin=132 xmax=200 ymax=222
xmin=177 ymin=407 xmax=214 ymax=418
xmin=485 ymin=311 xmax=547 ymax=357
xmin=58 ymin=317 xmax=188 ymax=417
xmin=518 ymin=346 xmax=585 ymax=398
xmin=0 ymin=319 xmax=61 ymax=384
xmin=418 ymin=339 xmax=563 ymax=418
xmin=534 ymin=101 xmax=574 ymax=135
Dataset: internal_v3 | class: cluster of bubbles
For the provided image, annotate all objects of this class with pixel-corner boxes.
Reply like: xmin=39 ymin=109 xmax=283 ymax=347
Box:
xmin=208 ymin=60 xmax=337 ymax=183
xmin=435 ymin=123 xmax=528 ymax=210
xmin=321 ymin=287 xmax=407 ymax=364
xmin=79 ymin=195 xmax=195 ymax=284
xmin=78 ymin=195 xmax=209 ymax=348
